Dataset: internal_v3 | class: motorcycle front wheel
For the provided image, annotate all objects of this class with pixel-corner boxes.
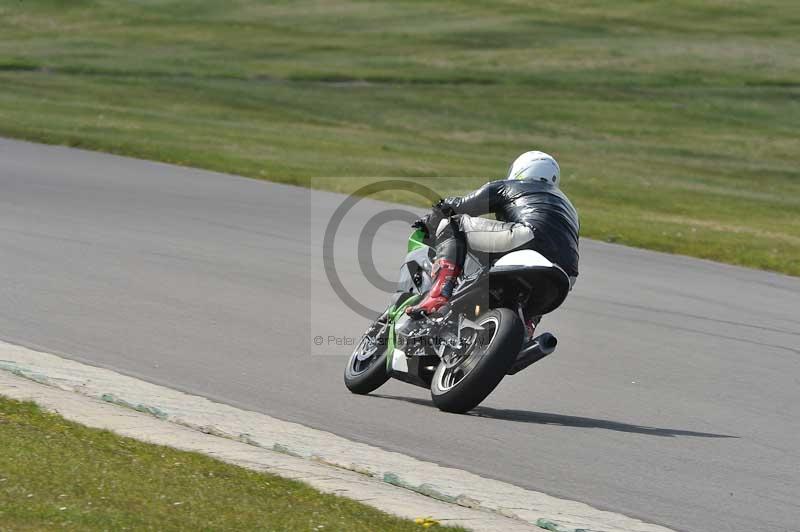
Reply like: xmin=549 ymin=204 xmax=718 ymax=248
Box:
xmin=344 ymin=317 xmax=391 ymax=395
xmin=430 ymin=308 xmax=523 ymax=413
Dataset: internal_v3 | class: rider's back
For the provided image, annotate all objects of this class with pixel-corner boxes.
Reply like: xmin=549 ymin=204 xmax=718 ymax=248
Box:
xmin=492 ymin=179 xmax=580 ymax=277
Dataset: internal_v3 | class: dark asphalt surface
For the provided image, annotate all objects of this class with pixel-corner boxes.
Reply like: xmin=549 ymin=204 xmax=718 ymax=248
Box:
xmin=1 ymin=138 xmax=799 ymax=531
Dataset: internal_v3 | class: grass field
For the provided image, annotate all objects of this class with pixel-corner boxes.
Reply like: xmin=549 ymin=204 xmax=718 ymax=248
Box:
xmin=0 ymin=396 xmax=457 ymax=531
xmin=1 ymin=1 xmax=798 ymax=274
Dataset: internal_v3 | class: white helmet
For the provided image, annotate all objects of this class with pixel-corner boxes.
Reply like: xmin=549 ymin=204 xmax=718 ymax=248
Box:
xmin=507 ymin=151 xmax=560 ymax=186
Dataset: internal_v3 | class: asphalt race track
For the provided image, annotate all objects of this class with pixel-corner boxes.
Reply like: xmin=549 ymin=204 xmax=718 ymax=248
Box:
xmin=1 ymin=138 xmax=799 ymax=531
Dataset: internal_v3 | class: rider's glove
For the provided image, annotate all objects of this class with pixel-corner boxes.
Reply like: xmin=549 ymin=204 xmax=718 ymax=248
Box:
xmin=432 ymin=198 xmax=455 ymax=217
xmin=411 ymin=215 xmax=431 ymax=238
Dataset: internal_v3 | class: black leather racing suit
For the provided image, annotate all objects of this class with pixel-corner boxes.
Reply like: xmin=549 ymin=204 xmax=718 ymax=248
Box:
xmin=441 ymin=179 xmax=580 ymax=278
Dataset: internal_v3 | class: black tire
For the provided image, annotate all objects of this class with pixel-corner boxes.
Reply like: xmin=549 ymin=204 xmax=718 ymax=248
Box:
xmin=430 ymin=308 xmax=523 ymax=413
xmin=344 ymin=319 xmax=391 ymax=395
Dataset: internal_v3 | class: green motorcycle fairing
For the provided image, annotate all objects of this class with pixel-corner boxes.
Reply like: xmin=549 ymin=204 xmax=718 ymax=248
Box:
xmin=385 ymin=294 xmax=421 ymax=370
xmin=407 ymin=228 xmax=427 ymax=252
xmin=382 ymin=229 xmax=430 ymax=370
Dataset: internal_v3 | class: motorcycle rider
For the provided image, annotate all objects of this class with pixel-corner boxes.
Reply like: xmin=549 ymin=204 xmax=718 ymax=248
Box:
xmin=407 ymin=151 xmax=579 ymax=320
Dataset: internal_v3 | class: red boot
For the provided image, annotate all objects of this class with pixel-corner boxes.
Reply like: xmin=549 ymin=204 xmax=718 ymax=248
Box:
xmin=406 ymin=259 xmax=462 ymax=318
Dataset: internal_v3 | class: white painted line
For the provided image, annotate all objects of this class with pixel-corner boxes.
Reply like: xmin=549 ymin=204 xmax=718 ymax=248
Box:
xmin=0 ymin=340 xmax=674 ymax=532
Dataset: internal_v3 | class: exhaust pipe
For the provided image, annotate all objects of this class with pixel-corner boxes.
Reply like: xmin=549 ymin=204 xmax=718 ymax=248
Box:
xmin=507 ymin=332 xmax=557 ymax=375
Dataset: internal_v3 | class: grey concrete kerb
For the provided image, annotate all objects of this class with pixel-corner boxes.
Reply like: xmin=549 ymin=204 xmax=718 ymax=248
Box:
xmin=0 ymin=340 xmax=675 ymax=532
xmin=0 ymin=371 xmax=537 ymax=531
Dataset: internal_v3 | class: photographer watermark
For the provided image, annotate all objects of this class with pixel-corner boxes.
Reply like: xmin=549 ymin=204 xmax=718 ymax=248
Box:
xmin=313 ymin=334 xmax=488 ymax=349
xmin=308 ymin=177 xmax=449 ymax=355
xmin=313 ymin=335 xmax=362 ymax=347
xmin=320 ymin=179 xmax=442 ymax=320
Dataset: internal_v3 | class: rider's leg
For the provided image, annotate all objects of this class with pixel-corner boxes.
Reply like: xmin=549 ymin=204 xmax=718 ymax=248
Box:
xmin=460 ymin=216 xmax=539 ymax=338
xmin=406 ymin=216 xmax=539 ymax=318
xmin=406 ymin=217 xmax=465 ymax=318
xmin=458 ymin=216 xmax=535 ymax=253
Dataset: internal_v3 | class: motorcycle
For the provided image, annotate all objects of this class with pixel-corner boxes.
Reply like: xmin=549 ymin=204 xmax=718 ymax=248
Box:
xmin=344 ymin=219 xmax=571 ymax=413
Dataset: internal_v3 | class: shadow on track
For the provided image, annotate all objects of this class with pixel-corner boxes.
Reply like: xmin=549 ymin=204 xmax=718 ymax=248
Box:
xmin=372 ymin=394 xmax=736 ymax=439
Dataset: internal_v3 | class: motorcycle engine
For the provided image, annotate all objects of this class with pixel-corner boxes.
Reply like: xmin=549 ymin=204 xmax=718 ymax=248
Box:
xmin=395 ymin=312 xmax=464 ymax=358
xmin=394 ymin=314 xmax=433 ymax=357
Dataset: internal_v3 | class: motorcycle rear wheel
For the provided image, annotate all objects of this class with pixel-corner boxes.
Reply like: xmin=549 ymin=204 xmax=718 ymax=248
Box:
xmin=430 ymin=308 xmax=523 ymax=413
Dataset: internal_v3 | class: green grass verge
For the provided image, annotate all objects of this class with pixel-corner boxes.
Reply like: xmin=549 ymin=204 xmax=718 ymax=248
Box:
xmin=0 ymin=1 xmax=798 ymax=275
xmin=0 ymin=396 xmax=459 ymax=531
